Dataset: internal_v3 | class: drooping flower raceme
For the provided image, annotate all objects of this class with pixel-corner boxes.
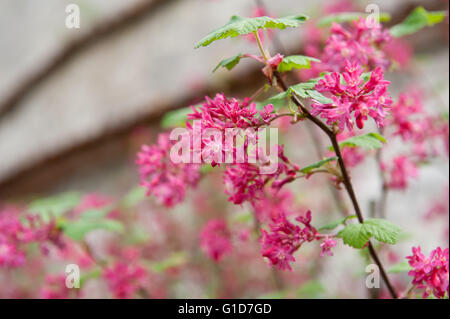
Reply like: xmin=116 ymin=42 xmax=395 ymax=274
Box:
xmin=223 ymin=145 xmax=299 ymax=206
xmin=136 ymin=133 xmax=201 ymax=207
xmin=260 ymin=211 xmax=335 ymax=271
xmin=311 ymin=60 xmax=392 ymax=132
xmin=406 ymin=246 xmax=449 ymax=299
xmin=200 ymin=219 xmax=232 ymax=262
xmin=103 ymin=261 xmax=148 ymax=299
xmin=0 ymin=207 xmax=54 ymax=268
xmin=382 ymin=155 xmax=418 ymax=190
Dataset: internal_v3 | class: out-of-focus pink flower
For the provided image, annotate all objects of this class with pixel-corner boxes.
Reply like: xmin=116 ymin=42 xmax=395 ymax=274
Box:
xmin=406 ymin=246 xmax=449 ymax=299
xmin=0 ymin=207 xmax=55 ymax=268
xmin=332 ymin=131 xmax=366 ymax=167
xmin=260 ymin=211 xmax=320 ymax=271
xmin=383 ymin=155 xmax=418 ymax=190
xmin=136 ymin=133 xmax=201 ymax=207
xmin=40 ymin=275 xmax=71 ymax=299
xmin=311 ymin=60 xmax=392 ymax=132
xmin=383 ymin=38 xmax=413 ymax=69
xmin=103 ymin=261 xmax=148 ymax=299
xmin=320 ymin=237 xmax=337 ymax=257
xmin=425 ymin=186 xmax=449 ymax=220
xmin=252 ymin=188 xmax=295 ymax=222
xmin=323 ymin=0 xmax=357 ymax=14
xmin=323 ymin=18 xmax=392 ymax=72
xmin=200 ymin=219 xmax=232 ymax=262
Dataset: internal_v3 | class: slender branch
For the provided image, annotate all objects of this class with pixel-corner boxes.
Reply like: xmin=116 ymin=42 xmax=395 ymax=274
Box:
xmin=375 ymin=128 xmax=388 ymax=218
xmin=273 ymin=71 xmax=398 ymax=299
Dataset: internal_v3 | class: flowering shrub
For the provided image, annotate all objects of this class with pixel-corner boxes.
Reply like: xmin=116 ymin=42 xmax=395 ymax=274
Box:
xmin=0 ymin=2 xmax=448 ymax=299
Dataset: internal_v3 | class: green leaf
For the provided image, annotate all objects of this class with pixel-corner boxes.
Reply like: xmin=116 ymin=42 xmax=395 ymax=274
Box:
xmin=254 ymin=98 xmax=287 ymax=112
xmin=213 ymin=53 xmax=244 ymax=72
xmin=63 ymin=219 xmax=124 ymax=241
xmin=160 ymin=106 xmax=193 ymax=128
xmin=318 ymin=12 xmax=391 ymax=27
xmin=277 ymin=55 xmax=320 ymax=72
xmin=338 ymin=218 xmax=401 ymax=249
xmin=388 ymin=260 xmax=412 ymax=274
xmin=363 ymin=219 xmax=402 ymax=245
xmin=333 ymin=132 xmax=386 ymax=151
xmin=195 ymin=15 xmax=308 ymax=48
xmin=299 ymin=156 xmax=337 ymax=174
xmin=28 ymin=192 xmax=82 ymax=222
xmin=150 ymin=252 xmax=187 ymax=273
xmin=296 ymin=280 xmax=325 ymax=298
xmin=304 ymin=89 xmax=333 ymax=104
xmin=390 ymin=6 xmax=446 ymax=38
xmin=263 ymin=78 xmax=331 ymax=107
xmin=79 ymin=267 xmax=102 ymax=287
xmin=318 ymin=215 xmax=357 ymax=231
xmin=338 ymin=223 xmax=370 ymax=249
xmin=121 ymin=186 xmax=147 ymax=208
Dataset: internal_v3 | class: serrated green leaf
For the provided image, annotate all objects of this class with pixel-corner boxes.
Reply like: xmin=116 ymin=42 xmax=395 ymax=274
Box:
xmin=338 ymin=223 xmax=370 ymax=249
xmin=318 ymin=12 xmax=391 ymax=27
xmin=195 ymin=15 xmax=308 ymax=48
xmin=299 ymin=156 xmax=337 ymax=174
xmin=390 ymin=6 xmax=446 ymax=38
xmin=63 ymin=219 xmax=124 ymax=241
xmin=160 ymin=107 xmax=193 ymax=128
xmin=213 ymin=53 xmax=244 ymax=72
xmin=254 ymin=98 xmax=287 ymax=112
xmin=363 ymin=218 xmax=402 ymax=245
xmin=333 ymin=132 xmax=386 ymax=151
xmin=277 ymin=55 xmax=320 ymax=72
xmin=305 ymin=89 xmax=333 ymax=104
xmin=28 ymin=192 xmax=82 ymax=222
xmin=263 ymin=77 xmax=331 ymax=107
xmin=388 ymin=260 xmax=412 ymax=274
xmin=338 ymin=218 xmax=401 ymax=249
xmin=318 ymin=215 xmax=357 ymax=231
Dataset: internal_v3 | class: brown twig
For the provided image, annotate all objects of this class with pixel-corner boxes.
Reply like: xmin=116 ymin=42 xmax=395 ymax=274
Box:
xmin=273 ymin=70 xmax=398 ymax=299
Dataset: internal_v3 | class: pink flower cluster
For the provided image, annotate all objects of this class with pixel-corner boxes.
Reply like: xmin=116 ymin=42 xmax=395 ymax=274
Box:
xmin=40 ymin=275 xmax=72 ymax=299
xmin=136 ymin=133 xmax=201 ymax=207
xmin=187 ymin=94 xmax=276 ymax=166
xmin=103 ymin=261 xmax=148 ymax=299
xmin=200 ymin=219 xmax=232 ymax=262
xmin=311 ymin=60 xmax=392 ymax=132
xmin=389 ymin=89 xmax=449 ymax=160
xmin=188 ymin=93 xmax=275 ymax=132
xmin=406 ymin=246 xmax=449 ymax=299
xmin=0 ymin=208 xmax=52 ymax=268
xmin=223 ymin=146 xmax=298 ymax=206
xmin=323 ymin=18 xmax=392 ymax=72
xmin=382 ymin=155 xmax=418 ymax=190
xmin=260 ymin=211 xmax=336 ymax=271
